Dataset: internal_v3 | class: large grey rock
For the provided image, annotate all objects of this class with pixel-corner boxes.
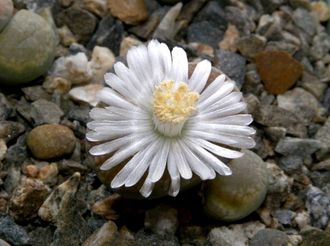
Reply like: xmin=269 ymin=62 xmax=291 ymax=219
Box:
xmin=0 ymin=10 xmax=56 ymax=84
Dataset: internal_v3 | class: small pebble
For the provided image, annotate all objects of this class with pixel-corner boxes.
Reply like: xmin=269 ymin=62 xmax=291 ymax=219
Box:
xmin=256 ymin=50 xmax=303 ymax=95
xmin=27 ymin=124 xmax=76 ymax=160
xmin=108 ymin=0 xmax=148 ymax=25
xmin=9 ymin=177 xmax=49 ymax=220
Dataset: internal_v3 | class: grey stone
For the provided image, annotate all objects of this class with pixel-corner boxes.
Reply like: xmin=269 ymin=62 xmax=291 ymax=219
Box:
xmin=187 ymin=1 xmax=227 ymax=47
xmin=129 ymin=7 xmax=167 ymax=40
xmin=305 ymin=186 xmax=330 ymax=229
xmin=144 ymin=205 xmax=178 ymax=236
xmin=309 ymin=32 xmax=330 ymax=61
xmin=38 ymin=173 xmax=92 ymax=245
xmin=153 ymin=3 xmax=183 ymax=42
xmin=260 ymin=0 xmax=284 ymax=13
xmin=272 ymin=209 xmax=295 ymax=225
xmin=215 ymin=49 xmax=246 ymax=88
xmin=30 ymin=99 xmax=64 ymax=125
xmin=0 ymin=215 xmax=30 ymax=246
xmin=193 ymin=1 xmax=227 ymax=29
xmin=4 ymin=134 xmax=28 ymax=166
xmin=322 ymin=88 xmax=330 ymax=113
xmin=300 ymin=227 xmax=330 ymax=246
xmin=250 ymin=228 xmax=289 ymax=246
xmin=292 ymin=8 xmax=317 ymax=37
xmin=55 ymin=6 xmax=97 ymax=44
xmin=0 ymin=121 xmax=25 ymax=143
xmin=0 ymin=93 xmax=13 ymax=121
xmin=277 ymin=88 xmax=323 ymax=124
xmin=0 ymin=0 xmax=13 ymax=32
xmin=309 ymin=171 xmax=330 ymax=189
xmin=279 ymin=155 xmax=303 ymax=174
xmin=28 ymin=227 xmax=54 ymax=246
xmin=22 ymin=85 xmax=51 ymax=101
xmin=87 ymin=15 xmax=124 ymax=55
xmin=264 ymin=127 xmax=287 ymax=143
xmin=315 ymin=117 xmax=330 ymax=156
xmin=0 ymin=10 xmax=56 ymax=84
xmin=67 ymin=106 xmax=91 ymax=126
xmin=275 ymin=137 xmax=321 ymax=160
xmin=236 ymin=35 xmax=266 ymax=60
xmin=135 ymin=230 xmax=179 ymax=246
xmin=254 ymin=105 xmax=307 ymax=138
xmin=224 ymin=6 xmax=255 ymax=35
xmin=207 ymin=222 xmax=265 ymax=246
xmin=187 ymin=21 xmax=225 ymax=48
xmin=312 ymin=159 xmax=330 ymax=171
xmin=179 ymin=226 xmax=206 ymax=246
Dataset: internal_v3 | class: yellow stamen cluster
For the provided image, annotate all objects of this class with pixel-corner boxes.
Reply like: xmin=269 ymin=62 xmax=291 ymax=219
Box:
xmin=153 ymin=80 xmax=199 ymax=124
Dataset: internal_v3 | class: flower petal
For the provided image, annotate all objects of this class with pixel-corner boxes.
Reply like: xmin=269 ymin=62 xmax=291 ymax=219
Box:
xmin=100 ymin=134 xmax=156 ymax=170
xmin=188 ymin=59 xmax=212 ymax=93
xmin=124 ymin=138 xmax=161 ymax=187
xmin=199 ymin=74 xmax=226 ymax=101
xmin=198 ymin=81 xmax=235 ymax=110
xmin=186 ymin=130 xmax=256 ymax=149
xmin=147 ymin=139 xmax=170 ymax=183
xmin=111 ymin=145 xmax=150 ymax=188
xmin=127 ymin=45 xmax=153 ymax=90
xmin=172 ymin=141 xmax=192 ymax=179
xmin=179 ymin=141 xmax=216 ymax=180
xmin=167 ymin=150 xmax=180 ymax=197
xmin=185 ymin=139 xmax=232 ymax=176
xmin=140 ymin=180 xmax=155 ymax=198
xmin=169 ymin=47 xmax=188 ymax=82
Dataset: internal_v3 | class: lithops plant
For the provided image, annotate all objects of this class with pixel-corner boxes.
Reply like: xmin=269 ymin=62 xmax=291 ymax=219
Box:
xmin=0 ymin=5 xmax=56 ymax=84
xmin=203 ymin=149 xmax=269 ymax=221
xmin=87 ymin=40 xmax=256 ymax=198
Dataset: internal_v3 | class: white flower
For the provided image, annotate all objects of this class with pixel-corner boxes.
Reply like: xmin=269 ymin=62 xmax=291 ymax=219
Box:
xmin=87 ymin=40 xmax=256 ymax=197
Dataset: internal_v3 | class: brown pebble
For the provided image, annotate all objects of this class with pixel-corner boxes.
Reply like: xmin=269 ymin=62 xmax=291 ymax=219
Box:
xmin=91 ymin=194 xmax=120 ymax=220
xmin=38 ymin=163 xmax=58 ymax=184
xmin=27 ymin=124 xmax=76 ymax=160
xmin=9 ymin=177 xmax=49 ymax=220
xmin=256 ymin=50 xmax=303 ymax=95
xmin=24 ymin=165 xmax=39 ymax=178
xmin=107 ymin=0 xmax=148 ymax=25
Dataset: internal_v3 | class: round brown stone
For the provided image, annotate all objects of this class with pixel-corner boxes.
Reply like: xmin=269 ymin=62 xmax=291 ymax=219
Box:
xmin=27 ymin=124 xmax=76 ymax=160
xmin=107 ymin=0 xmax=148 ymax=25
xmin=256 ymin=50 xmax=303 ymax=95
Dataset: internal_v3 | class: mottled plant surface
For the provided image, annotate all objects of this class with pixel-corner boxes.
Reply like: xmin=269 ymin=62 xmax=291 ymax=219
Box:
xmin=0 ymin=0 xmax=330 ymax=245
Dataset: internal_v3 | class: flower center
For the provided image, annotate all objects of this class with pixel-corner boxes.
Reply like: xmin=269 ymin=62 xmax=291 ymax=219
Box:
xmin=153 ymin=80 xmax=199 ymax=137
